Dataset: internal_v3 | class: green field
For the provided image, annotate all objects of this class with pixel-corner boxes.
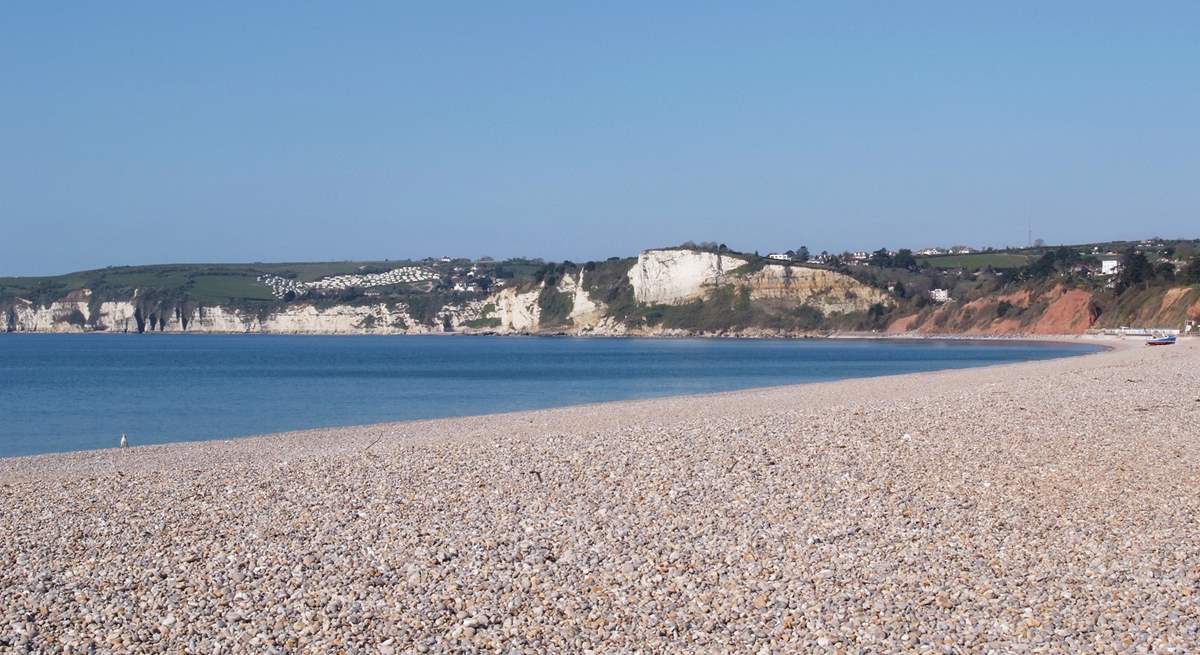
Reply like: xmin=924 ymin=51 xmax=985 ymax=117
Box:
xmin=186 ymin=274 xmax=279 ymax=303
xmin=0 ymin=260 xmax=426 ymax=304
xmin=917 ymin=253 xmax=1032 ymax=269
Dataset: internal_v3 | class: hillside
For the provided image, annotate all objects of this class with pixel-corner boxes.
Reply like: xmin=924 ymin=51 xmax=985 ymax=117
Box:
xmin=3 ymin=241 xmax=1199 ymax=336
xmin=873 ymin=241 xmax=1200 ymax=336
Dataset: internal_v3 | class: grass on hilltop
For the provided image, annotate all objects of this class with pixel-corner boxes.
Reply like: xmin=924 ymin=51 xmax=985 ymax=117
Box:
xmin=917 ymin=253 xmax=1032 ymax=269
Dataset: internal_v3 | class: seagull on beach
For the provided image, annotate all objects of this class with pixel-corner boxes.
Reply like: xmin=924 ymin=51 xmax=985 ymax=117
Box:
xmin=119 ymin=433 xmax=128 ymax=448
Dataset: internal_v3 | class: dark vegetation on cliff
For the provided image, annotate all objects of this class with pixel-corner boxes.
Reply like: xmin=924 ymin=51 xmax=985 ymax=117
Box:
xmin=638 ymin=286 xmax=828 ymax=333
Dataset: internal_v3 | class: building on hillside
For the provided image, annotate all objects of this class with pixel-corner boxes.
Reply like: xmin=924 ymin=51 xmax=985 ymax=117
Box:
xmin=929 ymin=288 xmax=951 ymax=303
xmin=851 ymin=251 xmax=870 ymax=261
xmin=767 ymin=253 xmax=791 ymax=261
xmin=917 ymin=248 xmax=945 ymax=256
xmin=1101 ymin=259 xmax=1121 ymax=275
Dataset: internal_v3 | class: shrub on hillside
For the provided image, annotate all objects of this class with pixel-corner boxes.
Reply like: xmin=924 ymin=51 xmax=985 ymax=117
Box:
xmin=537 ymin=288 xmax=574 ymax=326
xmin=1185 ymin=256 xmax=1200 ymax=284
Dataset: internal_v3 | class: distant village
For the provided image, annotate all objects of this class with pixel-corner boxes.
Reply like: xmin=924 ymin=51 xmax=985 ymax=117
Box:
xmin=256 ymin=259 xmax=508 ymax=300
xmin=763 ymin=238 xmax=1184 ymax=305
xmin=765 ymin=246 xmax=980 ymax=264
xmin=764 ymin=243 xmax=1141 ymax=270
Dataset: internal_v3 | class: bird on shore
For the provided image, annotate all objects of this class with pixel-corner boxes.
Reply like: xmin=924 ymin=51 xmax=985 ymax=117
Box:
xmin=119 ymin=433 xmax=128 ymax=448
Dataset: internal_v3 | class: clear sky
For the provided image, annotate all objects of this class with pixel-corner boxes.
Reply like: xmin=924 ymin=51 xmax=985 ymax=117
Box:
xmin=3 ymin=2 xmax=1197 ymax=275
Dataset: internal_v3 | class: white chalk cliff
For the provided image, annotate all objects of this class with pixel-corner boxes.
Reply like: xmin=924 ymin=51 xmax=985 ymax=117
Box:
xmin=3 ymin=295 xmax=490 ymax=335
xmin=560 ymin=271 xmax=606 ymax=329
xmin=628 ymin=249 xmax=749 ymax=305
xmin=491 ymin=287 xmax=541 ymax=332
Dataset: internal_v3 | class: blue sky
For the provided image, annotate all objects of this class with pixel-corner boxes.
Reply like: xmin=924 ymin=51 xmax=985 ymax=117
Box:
xmin=2 ymin=2 xmax=1197 ymax=275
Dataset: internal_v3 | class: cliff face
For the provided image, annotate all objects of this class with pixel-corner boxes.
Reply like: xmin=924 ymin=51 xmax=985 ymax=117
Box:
xmin=491 ymin=287 xmax=541 ymax=332
xmin=628 ymin=250 xmax=749 ymax=305
xmin=559 ymin=272 xmax=606 ymax=329
xmin=886 ymin=284 xmax=1200 ymax=336
xmin=744 ymin=265 xmax=888 ymax=314
xmin=3 ymin=295 xmax=492 ymax=335
xmin=7 ymin=298 xmax=95 ymax=333
xmin=185 ymin=304 xmax=422 ymax=334
xmin=623 ymin=249 xmax=887 ymax=317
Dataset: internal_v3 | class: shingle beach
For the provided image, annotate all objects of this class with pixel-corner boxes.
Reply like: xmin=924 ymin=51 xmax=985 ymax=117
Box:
xmin=2 ymin=338 xmax=1198 ymax=653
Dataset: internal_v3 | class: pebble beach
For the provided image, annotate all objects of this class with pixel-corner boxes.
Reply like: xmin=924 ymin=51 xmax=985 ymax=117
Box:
xmin=2 ymin=338 xmax=1198 ymax=653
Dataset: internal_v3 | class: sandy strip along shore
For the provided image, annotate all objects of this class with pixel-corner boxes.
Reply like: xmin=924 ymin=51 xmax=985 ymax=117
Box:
xmin=2 ymin=338 xmax=1197 ymax=653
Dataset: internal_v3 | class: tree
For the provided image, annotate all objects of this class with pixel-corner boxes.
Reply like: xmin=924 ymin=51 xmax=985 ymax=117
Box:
xmin=1115 ymin=248 xmax=1153 ymax=292
xmin=867 ymin=302 xmax=889 ymax=326
xmin=796 ymin=246 xmax=810 ymax=262
xmin=893 ymin=249 xmax=917 ymax=271
xmin=1186 ymin=256 xmax=1200 ymax=284
xmin=1053 ymin=246 xmax=1080 ymax=267
xmin=1023 ymin=247 xmax=1081 ymax=280
xmin=1025 ymin=252 xmax=1057 ymax=279
xmin=868 ymin=248 xmax=893 ymax=268
xmin=1155 ymin=262 xmax=1177 ymax=283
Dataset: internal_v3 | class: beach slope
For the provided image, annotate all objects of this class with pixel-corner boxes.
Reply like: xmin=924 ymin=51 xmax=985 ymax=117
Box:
xmin=2 ymin=339 xmax=1198 ymax=652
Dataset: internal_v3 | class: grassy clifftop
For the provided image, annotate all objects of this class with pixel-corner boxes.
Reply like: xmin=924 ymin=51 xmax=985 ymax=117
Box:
xmin=0 ymin=261 xmax=434 ymax=305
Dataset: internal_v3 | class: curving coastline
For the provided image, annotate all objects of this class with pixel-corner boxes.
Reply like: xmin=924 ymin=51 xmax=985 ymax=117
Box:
xmin=2 ymin=337 xmax=1197 ymax=652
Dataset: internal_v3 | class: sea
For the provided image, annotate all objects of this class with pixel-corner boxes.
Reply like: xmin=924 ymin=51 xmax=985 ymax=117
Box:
xmin=0 ymin=334 xmax=1101 ymax=458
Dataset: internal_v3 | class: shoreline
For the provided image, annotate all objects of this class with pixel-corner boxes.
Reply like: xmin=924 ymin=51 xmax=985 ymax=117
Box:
xmin=2 ymin=339 xmax=1194 ymax=651
xmin=1 ymin=326 xmax=1158 ymax=342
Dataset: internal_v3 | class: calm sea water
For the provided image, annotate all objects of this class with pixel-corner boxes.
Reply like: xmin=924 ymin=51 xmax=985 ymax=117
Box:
xmin=0 ymin=335 xmax=1099 ymax=458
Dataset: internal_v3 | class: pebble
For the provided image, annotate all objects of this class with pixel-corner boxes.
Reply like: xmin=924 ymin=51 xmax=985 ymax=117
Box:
xmin=0 ymin=339 xmax=1196 ymax=651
